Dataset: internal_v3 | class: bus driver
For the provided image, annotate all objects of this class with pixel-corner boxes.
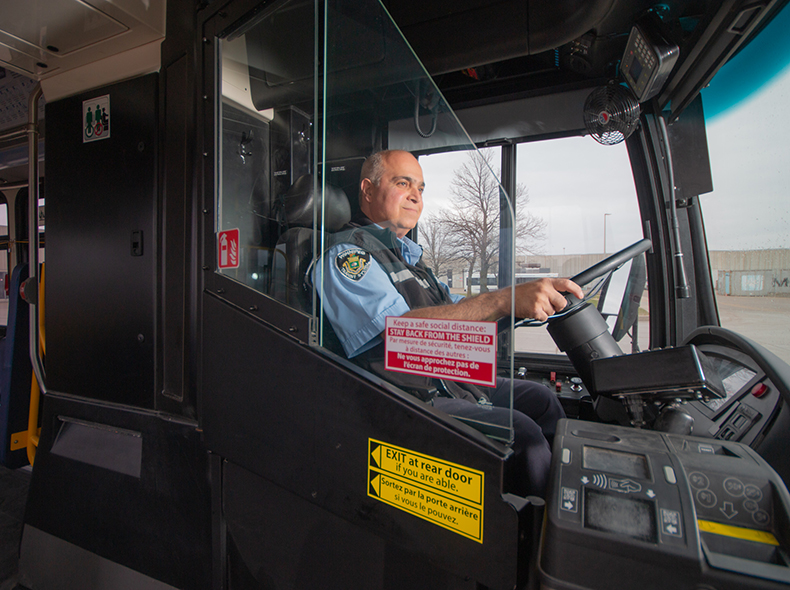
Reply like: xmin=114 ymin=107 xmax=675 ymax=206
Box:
xmin=314 ymin=150 xmax=585 ymax=496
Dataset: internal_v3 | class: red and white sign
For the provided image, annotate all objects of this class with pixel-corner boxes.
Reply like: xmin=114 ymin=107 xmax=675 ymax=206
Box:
xmin=217 ymin=229 xmax=240 ymax=269
xmin=384 ymin=317 xmax=497 ymax=387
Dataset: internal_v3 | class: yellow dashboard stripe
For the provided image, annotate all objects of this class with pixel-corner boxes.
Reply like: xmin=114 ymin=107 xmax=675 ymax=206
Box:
xmin=698 ymin=519 xmax=779 ymax=546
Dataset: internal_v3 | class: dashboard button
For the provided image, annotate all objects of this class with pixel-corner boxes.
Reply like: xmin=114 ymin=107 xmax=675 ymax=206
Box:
xmin=751 ymin=383 xmax=769 ymax=398
xmin=689 ymin=471 xmax=710 ymax=490
xmin=697 ymin=489 xmax=717 ymax=508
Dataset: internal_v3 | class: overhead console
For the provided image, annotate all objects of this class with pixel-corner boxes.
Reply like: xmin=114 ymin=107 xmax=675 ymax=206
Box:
xmin=541 ymin=419 xmax=790 ymax=590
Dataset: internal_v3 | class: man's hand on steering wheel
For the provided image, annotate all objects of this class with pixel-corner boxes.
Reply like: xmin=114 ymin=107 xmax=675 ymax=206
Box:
xmin=512 ymin=278 xmax=584 ymax=322
xmin=507 ymin=239 xmax=652 ymax=325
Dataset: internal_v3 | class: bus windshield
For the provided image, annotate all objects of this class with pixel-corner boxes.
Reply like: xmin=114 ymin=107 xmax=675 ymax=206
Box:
xmin=421 ymin=137 xmax=648 ymax=358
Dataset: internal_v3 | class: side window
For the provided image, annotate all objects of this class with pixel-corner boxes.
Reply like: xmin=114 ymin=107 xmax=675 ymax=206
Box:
xmin=418 ymin=147 xmax=503 ymax=299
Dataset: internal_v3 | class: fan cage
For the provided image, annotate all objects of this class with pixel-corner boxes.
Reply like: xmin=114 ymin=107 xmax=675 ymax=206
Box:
xmin=583 ymin=85 xmax=641 ymax=145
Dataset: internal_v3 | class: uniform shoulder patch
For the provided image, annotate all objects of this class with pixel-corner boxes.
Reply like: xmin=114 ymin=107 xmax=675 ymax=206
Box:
xmin=336 ymin=248 xmax=371 ymax=281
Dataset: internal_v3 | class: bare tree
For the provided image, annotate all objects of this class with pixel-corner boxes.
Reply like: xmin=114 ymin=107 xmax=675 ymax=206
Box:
xmin=439 ymin=150 xmax=546 ymax=293
xmin=417 ymin=213 xmax=459 ymax=279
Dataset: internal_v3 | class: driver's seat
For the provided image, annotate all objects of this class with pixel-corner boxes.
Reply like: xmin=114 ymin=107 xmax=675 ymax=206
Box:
xmin=272 ymin=175 xmax=351 ymax=312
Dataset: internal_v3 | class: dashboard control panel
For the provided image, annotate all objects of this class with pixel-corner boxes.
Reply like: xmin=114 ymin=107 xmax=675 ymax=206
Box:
xmin=684 ymin=343 xmax=778 ymax=447
xmin=541 ymin=419 xmax=790 ymax=590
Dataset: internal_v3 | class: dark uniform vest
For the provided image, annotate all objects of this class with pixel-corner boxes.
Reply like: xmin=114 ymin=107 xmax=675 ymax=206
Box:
xmin=323 ymin=214 xmax=488 ymax=403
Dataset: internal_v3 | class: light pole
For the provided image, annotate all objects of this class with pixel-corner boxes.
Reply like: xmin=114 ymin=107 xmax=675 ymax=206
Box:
xmin=603 ymin=213 xmax=611 ymax=254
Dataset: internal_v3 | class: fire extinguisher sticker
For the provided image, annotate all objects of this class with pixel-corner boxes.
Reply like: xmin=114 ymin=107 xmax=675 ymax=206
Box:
xmin=218 ymin=229 xmax=240 ymax=269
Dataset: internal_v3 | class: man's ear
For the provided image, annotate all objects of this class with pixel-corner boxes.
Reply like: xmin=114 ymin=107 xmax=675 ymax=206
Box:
xmin=360 ymin=178 xmax=374 ymax=203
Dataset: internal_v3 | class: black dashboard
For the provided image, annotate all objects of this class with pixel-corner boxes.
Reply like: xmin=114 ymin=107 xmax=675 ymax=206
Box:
xmin=515 ymin=326 xmax=790 ymax=485
xmin=686 ymin=343 xmax=777 ymax=446
xmin=541 ymin=419 xmax=790 ymax=590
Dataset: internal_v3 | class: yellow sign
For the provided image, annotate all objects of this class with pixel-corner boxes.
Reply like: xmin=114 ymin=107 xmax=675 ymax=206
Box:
xmin=368 ymin=439 xmax=485 ymax=543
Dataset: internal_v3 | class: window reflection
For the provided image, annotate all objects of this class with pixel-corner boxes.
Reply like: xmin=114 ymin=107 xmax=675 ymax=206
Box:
xmin=216 ymin=0 xmax=316 ymax=308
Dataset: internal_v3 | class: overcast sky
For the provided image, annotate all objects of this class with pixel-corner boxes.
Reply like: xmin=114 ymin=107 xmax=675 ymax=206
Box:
xmin=701 ymin=64 xmax=790 ymax=251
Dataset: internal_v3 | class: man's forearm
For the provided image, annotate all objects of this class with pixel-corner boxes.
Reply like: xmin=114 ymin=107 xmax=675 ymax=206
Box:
xmin=403 ymin=289 xmax=509 ymax=322
xmin=400 ymin=278 xmax=584 ymax=324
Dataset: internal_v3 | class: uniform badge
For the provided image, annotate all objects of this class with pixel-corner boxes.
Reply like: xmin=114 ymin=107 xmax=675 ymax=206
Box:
xmin=336 ymin=248 xmax=371 ymax=281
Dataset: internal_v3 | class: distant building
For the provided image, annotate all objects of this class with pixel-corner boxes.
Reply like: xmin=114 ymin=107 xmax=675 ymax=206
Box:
xmin=443 ymin=249 xmax=790 ymax=297
xmin=709 ymin=249 xmax=790 ymax=296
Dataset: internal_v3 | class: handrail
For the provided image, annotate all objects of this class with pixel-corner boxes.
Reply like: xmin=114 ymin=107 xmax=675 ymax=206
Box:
xmin=27 ymin=83 xmax=47 ymax=396
xmin=0 ymin=124 xmax=28 ymax=144
xmin=27 ymin=264 xmax=44 ymax=464
xmin=0 ymin=181 xmax=29 ymax=192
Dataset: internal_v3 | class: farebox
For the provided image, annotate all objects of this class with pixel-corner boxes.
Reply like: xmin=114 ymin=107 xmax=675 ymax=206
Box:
xmin=540 ymin=419 xmax=790 ymax=590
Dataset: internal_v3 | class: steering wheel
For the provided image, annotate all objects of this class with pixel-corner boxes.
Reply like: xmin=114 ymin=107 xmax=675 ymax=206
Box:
xmin=503 ymin=239 xmax=652 ymax=335
xmin=504 ymin=238 xmax=653 ymax=333
xmin=567 ymin=238 xmax=652 ymax=300
xmin=498 ymin=238 xmax=653 ymax=423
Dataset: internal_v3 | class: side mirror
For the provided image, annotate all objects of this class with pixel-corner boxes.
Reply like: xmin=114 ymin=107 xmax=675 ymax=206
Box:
xmin=612 ymin=254 xmax=647 ymax=343
xmin=594 ymin=255 xmax=647 ymax=350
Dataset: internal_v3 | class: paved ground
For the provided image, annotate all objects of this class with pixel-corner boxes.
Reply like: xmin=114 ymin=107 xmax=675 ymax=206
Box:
xmin=716 ymin=295 xmax=790 ymax=364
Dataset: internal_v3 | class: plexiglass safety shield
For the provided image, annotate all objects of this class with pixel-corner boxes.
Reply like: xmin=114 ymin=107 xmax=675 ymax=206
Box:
xmin=216 ymin=0 xmax=517 ymax=442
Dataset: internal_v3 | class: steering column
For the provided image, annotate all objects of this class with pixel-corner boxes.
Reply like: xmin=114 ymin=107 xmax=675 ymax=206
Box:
xmin=546 ymin=239 xmax=652 ymax=423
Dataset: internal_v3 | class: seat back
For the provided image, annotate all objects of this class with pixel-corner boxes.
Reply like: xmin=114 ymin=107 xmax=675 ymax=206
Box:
xmin=0 ymin=263 xmax=32 ymax=468
xmin=272 ymin=175 xmax=351 ymax=312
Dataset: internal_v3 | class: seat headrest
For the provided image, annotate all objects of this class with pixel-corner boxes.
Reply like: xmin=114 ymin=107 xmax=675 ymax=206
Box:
xmin=281 ymin=174 xmax=351 ymax=231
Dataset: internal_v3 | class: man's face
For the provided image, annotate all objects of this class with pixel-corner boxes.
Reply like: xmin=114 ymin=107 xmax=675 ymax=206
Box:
xmin=361 ymin=151 xmax=425 ymax=239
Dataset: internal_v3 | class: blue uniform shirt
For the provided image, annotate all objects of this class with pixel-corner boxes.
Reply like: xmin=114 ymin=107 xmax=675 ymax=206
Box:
xmin=313 ymin=230 xmax=462 ymax=358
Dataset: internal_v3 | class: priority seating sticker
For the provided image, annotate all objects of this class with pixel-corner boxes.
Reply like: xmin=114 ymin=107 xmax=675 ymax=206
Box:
xmin=368 ymin=439 xmax=484 ymax=543
xmin=384 ymin=317 xmax=497 ymax=387
xmin=83 ymin=95 xmax=110 ymax=143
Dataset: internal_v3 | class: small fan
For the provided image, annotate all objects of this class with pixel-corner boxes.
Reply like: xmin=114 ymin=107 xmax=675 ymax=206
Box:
xmin=583 ymin=85 xmax=641 ymax=145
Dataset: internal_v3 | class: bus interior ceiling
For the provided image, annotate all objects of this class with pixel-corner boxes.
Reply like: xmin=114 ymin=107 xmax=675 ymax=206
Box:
xmin=363 ymin=0 xmax=782 ymax=113
xmin=1 ymin=0 xmax=790 ymax=589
